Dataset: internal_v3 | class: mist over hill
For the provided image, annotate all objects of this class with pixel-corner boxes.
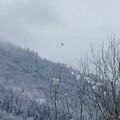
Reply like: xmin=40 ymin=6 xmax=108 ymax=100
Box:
xmin=0 ymin=41 xmax=77 ymax=120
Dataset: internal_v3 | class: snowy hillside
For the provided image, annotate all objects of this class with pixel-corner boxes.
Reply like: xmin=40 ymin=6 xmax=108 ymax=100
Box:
xmin=0 ymin=42 xmax=75 ymax=120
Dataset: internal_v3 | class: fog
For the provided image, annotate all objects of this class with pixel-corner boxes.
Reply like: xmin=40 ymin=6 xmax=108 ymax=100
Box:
xmin=0 ymin=0 xmax=120 ymax=68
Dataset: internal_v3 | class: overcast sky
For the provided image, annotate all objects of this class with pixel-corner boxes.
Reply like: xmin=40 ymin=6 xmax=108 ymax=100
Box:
xmin=0 ymin=0 xmax=120 ymax=68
